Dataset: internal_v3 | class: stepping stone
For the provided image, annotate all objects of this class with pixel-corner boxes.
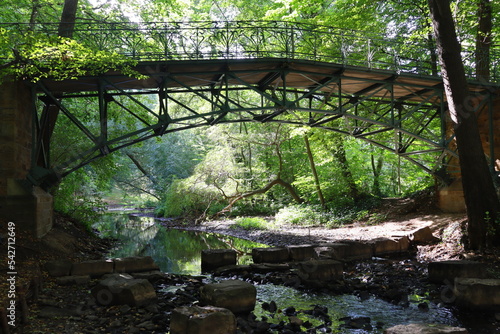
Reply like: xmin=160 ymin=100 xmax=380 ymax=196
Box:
xmin=113 ymin=256 xmax=159 ymax=273
xmin=71 ymin=259 xmax=114 ymax=277
xmin=407 ymin=226 xmax=438 ymax=244
xmin=44 ymin=259 xmax=73 ymax=277
xmin=200 ymin=279 xmax=256 ymax=314
xmin=316 ymin=242 xmax=373 ymax=261
xmin=384 ymin=323 xmax=468 ymax=333
xmin=91 ymin=273 xmax=157 ymax=307
xmin=252 ymin=247 xmax=289 ymax=264
xmin=201 ymin=249 xmax=237 ymax=272
xmin=428 ymin=260 xmax=487 ymax=284
xmin=371 ymin=237 xmax=404 ymax=256
xmin=287 ymin=245 xmax=316 ymax=261
xmin=296 ymin=259 xmax=343 ymax=281
xmin=170 ymin=305 xmax=236 ymax=334
xmin=454 ymin=278 xmax=500 ymax=310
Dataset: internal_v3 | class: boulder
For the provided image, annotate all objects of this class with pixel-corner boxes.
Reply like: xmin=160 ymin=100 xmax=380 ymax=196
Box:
xmin=428 ymin=260 xmax=488 ymax=284
xmin=201 ymin=249 xmax=237 ymax=272
xmin=454 ymin=278 xmax=500 ymax=310
xmin=91 ymin=273 xmax=157 ymax=306
xmin=71 ymin=259 xmax=114 ymax=277
xmin=113 ymin=256 xmax=159 ymax=273
xmin=170 ymin=305 xmax=236 ymax=334
xmin=296 ymin=259 xmax=343 ymax=281
xmin=252 ymin=247 xmax=289 ymax=264
xmin=384 ymin=323 xmax=468 ymax=333
xmin=200 ymin=279 xmax=256 ymax=314
xmin=287 ymin=245 xmax=316 ymax=261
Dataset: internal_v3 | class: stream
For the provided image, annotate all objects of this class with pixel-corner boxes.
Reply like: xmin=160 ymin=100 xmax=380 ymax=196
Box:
xmin=94 ymin=211 xmax=467 ymax=333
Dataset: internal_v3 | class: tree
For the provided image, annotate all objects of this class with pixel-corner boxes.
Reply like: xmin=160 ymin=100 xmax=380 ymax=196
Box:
xmin=428 ymin=0 xmax=500 ymax=250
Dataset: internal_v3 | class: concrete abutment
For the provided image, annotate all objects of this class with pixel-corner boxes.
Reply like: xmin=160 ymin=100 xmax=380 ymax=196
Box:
xmin=0 ymin=80 xmax=53 ymax=237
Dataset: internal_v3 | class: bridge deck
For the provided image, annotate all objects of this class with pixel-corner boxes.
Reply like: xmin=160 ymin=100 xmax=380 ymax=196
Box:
xmin=39 ymin=59 xmax=497 ymax=105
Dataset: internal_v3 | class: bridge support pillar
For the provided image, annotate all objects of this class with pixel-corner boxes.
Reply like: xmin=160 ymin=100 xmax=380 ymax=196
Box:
xmin=437 ymin=179 xmax=466 ymax=213
xmin=0 ymin=80 xmax=53 ymax=237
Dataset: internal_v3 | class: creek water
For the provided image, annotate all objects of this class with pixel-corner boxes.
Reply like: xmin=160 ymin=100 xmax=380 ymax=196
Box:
xmin=94 ymin=212 xmax=466 ymax=333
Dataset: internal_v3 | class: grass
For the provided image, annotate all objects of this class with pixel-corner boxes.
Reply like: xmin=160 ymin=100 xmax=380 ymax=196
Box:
xmin=230 ymin=217 xmax=269 ymax=230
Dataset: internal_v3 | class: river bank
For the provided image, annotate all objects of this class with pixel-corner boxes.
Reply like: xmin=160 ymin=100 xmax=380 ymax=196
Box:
xmin=2 ymin=197 xmax=500 ymax=333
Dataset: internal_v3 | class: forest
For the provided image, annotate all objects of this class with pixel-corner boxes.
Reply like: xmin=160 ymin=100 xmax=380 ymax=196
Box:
xmin=1 ymin=0 xmax=499 ymax=236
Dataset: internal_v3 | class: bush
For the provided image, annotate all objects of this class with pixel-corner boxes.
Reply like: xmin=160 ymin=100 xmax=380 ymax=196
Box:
xmin=275 ymin=204 xmax=330 ymax=226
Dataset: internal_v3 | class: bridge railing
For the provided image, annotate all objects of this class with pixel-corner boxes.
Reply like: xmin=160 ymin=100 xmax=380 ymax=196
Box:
xmin=2 ymin=20 xmax=499 ymax=80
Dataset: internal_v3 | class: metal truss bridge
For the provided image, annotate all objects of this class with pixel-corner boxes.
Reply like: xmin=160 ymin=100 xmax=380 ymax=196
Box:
xmin=9 ymin=21 xmax=498 ymax=187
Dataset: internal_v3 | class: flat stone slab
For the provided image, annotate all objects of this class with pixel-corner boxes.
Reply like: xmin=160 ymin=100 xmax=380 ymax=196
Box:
xmin=91 ymin=273 xmax=157 ymax=306
xmin=113 ymin=256 xmax=159 ymax=273
xmin=71 ymin=259 xmax=114 ymax=277
xmin=201 ymin=249 xmax=237 ymax=272
xmin=384 ymin=323 xmax=468 ymax=333
xmin=316 ymin=241 xmax=373 ymax=261
xmin=200 ymin=279 xmax=256 ymax=314
xmin=56 ymin=275 xmax=90 ymax=285
xmin=371 ymin=237 xmax=406 ymax=256
xmin=296 ymin=259 xmax=343 ymax=281
xmin=170 ymin=305 xmax=236 ymax=334
xmin=287 ymin=245 xmax=316 ymax=261
xmin=454 ymin=278 xmax=500 ymax=310
xmin=252 ymin=247 xmax=289 ymax=264
xmin=44 ymin=259 xmax=73 ymax=277
xmin=428 ymin=260 xmax=488 ymax=284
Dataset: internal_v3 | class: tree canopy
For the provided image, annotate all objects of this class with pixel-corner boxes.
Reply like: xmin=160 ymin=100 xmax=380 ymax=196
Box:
xmin=1 ymin=0 xmax=499 ymax=248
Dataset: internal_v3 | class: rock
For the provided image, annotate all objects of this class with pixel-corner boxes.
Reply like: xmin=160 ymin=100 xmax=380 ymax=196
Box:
xmin=316 ymin=242 xmax=373 ymax=261
xmin=200 ymin=279 xmax=257 ymax=314
xmin=384 ymin=323 xmax=469 ymax=333
xmin=113 ymin=256 xmax=160 ymax=273
xmin=428 ymin=260 xmax=488 ymax=284
xmin=44 ymin=259 xmax=73 ymax=277
xmin=201 ymin=249 xmax=237 ymax=272
xmin=287 ymin=245 xmax=316 ymax=261
xmin=130 ymin=270 xmax=165 ymax=281
xmin=56 ymin=275 xmax=90 ymax=285
xmin=296 ymin=259 xmax=343 ymax=281
xmin=252 ymin=247 xmax=289 ymax=264
xmin=372 ymin=237 xmax=407 ymax=256
xmin=71 ymin=259 xmax=114 ymax=277
xmin=454 ymin=278 xmax=500 ymax=310
xmin=408 ymin=226 xmax=438 ymax=244
xmin=91 ymin=273 xmax=157 ymax=307
xmin=170 ymin=305 xmax=236 ymax=334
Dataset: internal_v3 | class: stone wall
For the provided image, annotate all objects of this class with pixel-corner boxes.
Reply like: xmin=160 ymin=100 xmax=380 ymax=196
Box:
xmin=0 ymin=80 xmax=53 ymax=237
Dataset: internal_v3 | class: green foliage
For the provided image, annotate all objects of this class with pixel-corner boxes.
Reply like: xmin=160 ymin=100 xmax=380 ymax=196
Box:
xmin=231 ymin=217 xmax=269 ymax=230
xmin=0 ymin=31 xmax=143 ymax=83
xmin=53 ymin=167 xmax=106 ymax=230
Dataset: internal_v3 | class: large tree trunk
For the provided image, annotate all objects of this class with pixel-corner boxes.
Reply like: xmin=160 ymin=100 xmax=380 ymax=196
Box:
xmin=304 ymin=135 xmax=326 ymax=208
xmin=58 ymin=0 xmax=79 ymax=38
xmin=476 ymin=0 xmax=492 ymax=81
xmin=428 ymin=0 xmax=500 ymax=250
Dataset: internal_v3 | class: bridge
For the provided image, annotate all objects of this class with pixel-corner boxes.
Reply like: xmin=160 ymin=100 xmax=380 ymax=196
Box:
xmin=1 ymin=21 xmax=499 ymax=236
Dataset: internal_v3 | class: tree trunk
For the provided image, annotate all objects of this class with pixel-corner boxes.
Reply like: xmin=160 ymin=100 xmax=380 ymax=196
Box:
xmin=428 ymin=0 xmax=500 ymax=250
xmin=58 ymin=0 xmax=79 ymax=38
xmin=304 ymin=135 xmax=326 ymax=208
xmin=216 ymin=177 xmax=303 ymax=216
xmin=371 ymin=154 xmax=383 ymax=197
xmin=323 ymin=135 xmax=359 ymax=199
xmin=476 ymin=0 xmax=492 ymax=81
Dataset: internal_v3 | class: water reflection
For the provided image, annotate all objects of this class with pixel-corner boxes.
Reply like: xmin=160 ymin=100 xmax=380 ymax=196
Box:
xmin=254 ymin=284 xmax=460 ymax=333
xmin=94 ymin=212 xmax=268 ymax=275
